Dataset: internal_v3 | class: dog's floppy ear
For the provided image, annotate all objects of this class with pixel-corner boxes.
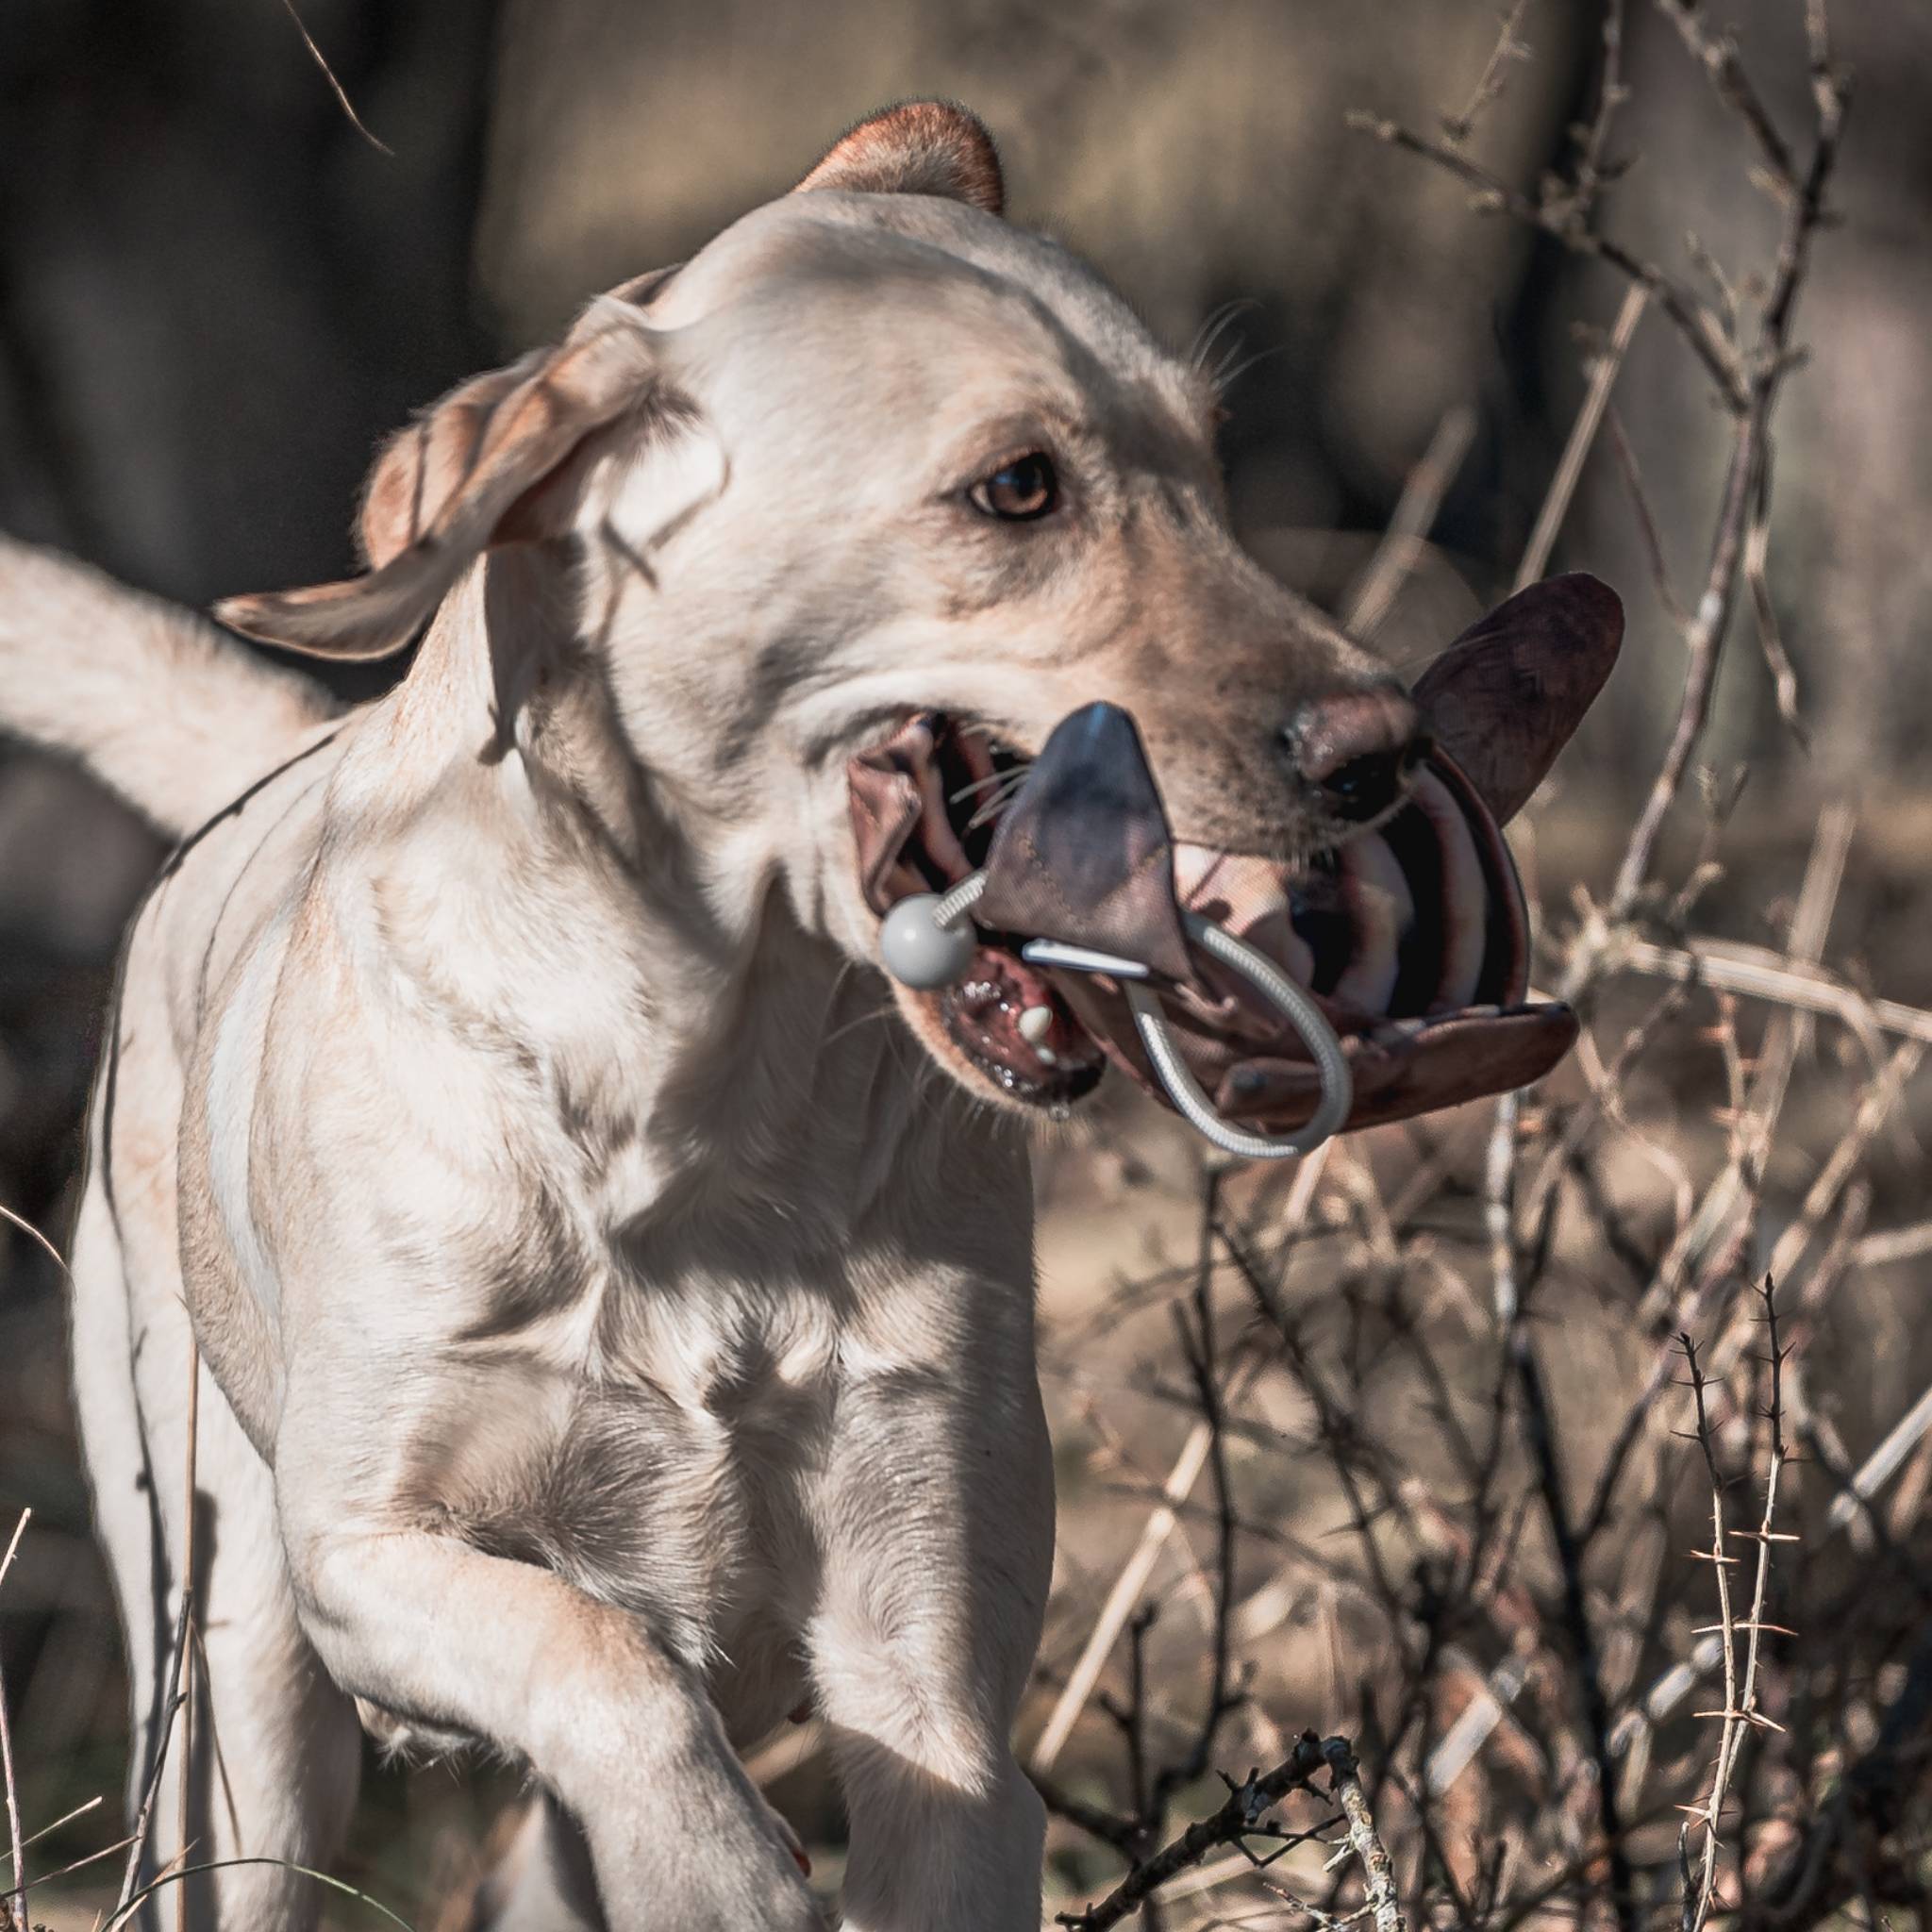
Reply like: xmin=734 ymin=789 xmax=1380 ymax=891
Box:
xmin=216 ymin=307 xmax=663 ymax=660
xmin=358 ymin=263 xmax=691 ymax=576
xmin=793 ymin=101 xmax=1004 ymax=216
xmin=355 ymin=352 xmax=545 ymax=573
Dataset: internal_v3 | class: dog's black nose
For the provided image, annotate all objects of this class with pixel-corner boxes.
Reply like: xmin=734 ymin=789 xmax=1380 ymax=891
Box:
xmin=1284 ymin=684 xmax=1431 ymax=823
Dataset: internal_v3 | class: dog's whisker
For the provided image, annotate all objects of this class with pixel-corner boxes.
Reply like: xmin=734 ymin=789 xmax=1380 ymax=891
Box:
xmin=958 ymin=765 xmax=1035 ymax=811
xmin=1209 ymin=341 xmax=1290 ymax=397
xmin=947 ymin=771 xmax=1018 ymax=804
xmin=1187 ymin=297 xmax=1258 ymax=377
xmin=818 ymin=1006 xmax=902 ymax=1052
xmin=966 ymin=774 xmax=1029 ymax=831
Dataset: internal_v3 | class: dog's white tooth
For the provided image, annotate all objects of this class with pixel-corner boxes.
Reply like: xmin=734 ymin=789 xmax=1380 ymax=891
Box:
xmin=1018 ymin=1005 xmax=1054 ymax=1043
xmin=1034 ymin=1044 xmax=1058 ymax=1067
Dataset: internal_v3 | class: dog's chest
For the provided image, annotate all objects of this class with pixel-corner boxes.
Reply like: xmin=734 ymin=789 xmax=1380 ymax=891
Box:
xmin=413 ymin=1264 xmax=844 ymax=1664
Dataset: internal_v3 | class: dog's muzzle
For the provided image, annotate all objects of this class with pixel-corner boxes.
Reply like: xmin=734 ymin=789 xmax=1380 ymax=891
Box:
xmin=847 ymin=575 xmax=1623 ymax=1147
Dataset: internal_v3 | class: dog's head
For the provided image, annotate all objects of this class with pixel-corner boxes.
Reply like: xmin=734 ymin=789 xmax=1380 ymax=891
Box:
xmin=218 ymin=102 xmax=1620 ymax=1131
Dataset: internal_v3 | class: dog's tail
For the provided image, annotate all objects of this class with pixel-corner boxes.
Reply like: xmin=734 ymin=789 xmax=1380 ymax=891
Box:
xmin=0 ymin=536 xmax=341 ymax=838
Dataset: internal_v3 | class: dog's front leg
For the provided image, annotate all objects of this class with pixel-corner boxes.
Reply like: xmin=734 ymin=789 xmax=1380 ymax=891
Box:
xmin=809 ymin=1335 xmax=1055 ymax=1930
xmin=274 ymin=1434 xmax=821 ymax=1931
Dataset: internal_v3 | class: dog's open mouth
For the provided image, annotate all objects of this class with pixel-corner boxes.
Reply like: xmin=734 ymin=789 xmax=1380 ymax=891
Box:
xmin=850 ymin=715 xmax=1108 ymax=1106
xmin=849 ymin=710 xmax=1560 ymax=1129
xmin=845 ymin=575 xmax=1624 ymax=1133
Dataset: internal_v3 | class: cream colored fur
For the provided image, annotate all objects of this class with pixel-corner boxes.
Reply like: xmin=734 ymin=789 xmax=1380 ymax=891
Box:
xmin=3 ymin=104 xmax=1404 ymax=1930
xmin=0 ymin=537 xmax=337 ymax=832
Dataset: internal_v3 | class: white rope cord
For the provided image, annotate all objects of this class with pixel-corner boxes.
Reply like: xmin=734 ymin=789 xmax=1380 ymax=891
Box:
xmin=890 ymin=872 xmax=1352 ymax=1161
xmin=1124 ymin=915 xmax=1352 ymax=1159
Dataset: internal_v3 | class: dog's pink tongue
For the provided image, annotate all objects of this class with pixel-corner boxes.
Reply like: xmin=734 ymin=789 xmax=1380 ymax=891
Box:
xmin=1412 ymin=574 xmax=1624 ymax=826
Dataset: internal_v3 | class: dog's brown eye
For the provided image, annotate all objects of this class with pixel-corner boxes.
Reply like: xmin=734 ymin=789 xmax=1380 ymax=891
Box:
xmin=970 ymin=453 xmax=1058 ymax=521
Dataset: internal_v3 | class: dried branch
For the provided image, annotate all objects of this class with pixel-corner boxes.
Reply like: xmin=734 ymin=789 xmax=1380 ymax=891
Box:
xmin=1150 ymin=1280 xmax=1245 ymax=1816
xmin=1515 ymin=283 xmax=1648 ymax=591
xmin=1512 ymin=1285 xmax=1638 ymax=1929
xmin=1605 ymin=421 xmax=1759 ymax=918
xmin=278 ymin=0 xmax=393 ymax=157
xmin=1323 ymin=1739 xmax=1407 ymax=1932
xmin=1442 ymin=1 xmax=1533 ymax=148
xmin=1033 ymin=1157 xmax=1331 ymax=1778
xmin=1053 ymin=1733 xmax=1337 ymax=1930
xmin=0 ymin=1206 xmax=67 ymax=1280
xmin=1681 ymin=1284 xmax=1791 ymax=1932
xmin=1678 ymin=1327 xmax=1736 ymax=1932
xmin=1344 ymin=109 xmax=1742 ymax=405
xmin=117 ymin=1584 xmax=195 ymax=1912
xmin=1786 ymin=1390 xmax=1932 ymax=1607
xmin=1344 ymin=407 xmax=1476 ymax=639
xmin=0 ymin=1514 xmax=28 ymax=1932
xmin=1357 ymin=1 xmax=1845 ymax=957
xmin=1033 ymin=1419 xmax=1213 ymax=1781
xmin=1651 ymin=1 xmax=1797 ymax=188
xmin=1028 ymin=22 xmax=1924 ymax=1932
xmin=1819 ymin=1381 xmax=1932 ymax=1541
xmin=1851 ymin=1220 xmax=1932 ymax=1270
xmin=1570 ymin=0 xmax=1630 ymax=214
xmin=1602 ymin=15 xmax=1846 ymax=916
xmin=1765 ymin=1040 xmax=1925 ymax=1290
xmin=1606 ymin=405 xmax=1689 ymax=624
xmin=1 ymin=1797 xmax=103 ymax=1878
xmin=1612 ymin=936 xmax=1931 ymax=1050
xmin=1743 ymin=450 xmax=1806 ymax=744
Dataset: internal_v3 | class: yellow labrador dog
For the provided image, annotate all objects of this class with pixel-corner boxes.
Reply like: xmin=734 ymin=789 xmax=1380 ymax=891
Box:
xmin=0 ymin=102 xmax=1618 ymax=1930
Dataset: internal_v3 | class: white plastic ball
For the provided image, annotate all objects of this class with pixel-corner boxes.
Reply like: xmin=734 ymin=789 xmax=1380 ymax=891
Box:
xmin=879 ymin=893 xmax=977 ymax=989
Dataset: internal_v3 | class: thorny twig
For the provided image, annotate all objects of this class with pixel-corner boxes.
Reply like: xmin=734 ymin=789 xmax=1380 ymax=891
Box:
xmin=1053 ymin=1733 xmax=1341 ymax=1930
xmin=1324 ymin=1738 xmax=1407 ymax=1932
xmin=1679 ymin=1282 xmax=1791 ymax=1932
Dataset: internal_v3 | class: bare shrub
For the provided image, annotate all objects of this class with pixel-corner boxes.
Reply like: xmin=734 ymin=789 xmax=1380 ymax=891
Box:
xmin=1021 ymin=9 xmax=1930 ymax=1928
